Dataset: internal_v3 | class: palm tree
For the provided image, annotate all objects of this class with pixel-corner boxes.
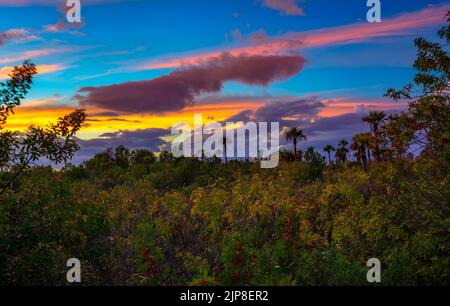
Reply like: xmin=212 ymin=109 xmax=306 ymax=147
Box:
xmin=338 ymin=139 xmax=349 ymax=149
xmin=323 ymin=145 xmax=335 ymax=165
xmin=352 ymin=133 xmax=372 ymax=170
xmin=284 ymin=127 xmax=307 ymax=161
xmin=363 ymin=111 xmax=386 ymax=161
xmin=363 ymin=111 xmax=386 ymax=134
xmin=336 ymin=139 xmax=349 ymax=163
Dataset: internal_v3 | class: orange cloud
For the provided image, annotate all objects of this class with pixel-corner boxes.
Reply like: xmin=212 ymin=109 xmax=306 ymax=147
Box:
xmin=22 ymin=97 xmax=61 ymax=107
xmin=4 ymin=101 xmax=263 ymax=139
xmin=139 ymin=4 xmax=449 ymax=70
xmin=0 ymin=64 xmax=66 ymax=80
xmin=4 ymin=95 xmax=409 ymax=141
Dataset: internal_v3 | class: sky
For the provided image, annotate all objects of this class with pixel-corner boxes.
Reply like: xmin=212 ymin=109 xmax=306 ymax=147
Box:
xmin=0 ymin=0 xmax=449 ymax=163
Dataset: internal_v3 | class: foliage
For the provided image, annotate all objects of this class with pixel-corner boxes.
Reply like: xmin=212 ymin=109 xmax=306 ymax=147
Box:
xmin=0 ymin=61 xmax=86 ymax=196
xmin=1 ymin=151 xmax=448 ymax=285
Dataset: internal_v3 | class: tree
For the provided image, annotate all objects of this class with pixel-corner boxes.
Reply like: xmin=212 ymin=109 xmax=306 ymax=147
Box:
xmin=0 ymin=61 xmax=86 ymax=196
xmin=304 ymin=147 xmax=324 ymax=163
xmin=362 ymin=111 xmax=386 ymax=162
xmin=130 ymin=149 xmax=156 ymax=165
xmin=159 ymin=150 xmax=175 ymax=162
xmin=351 ymin=133 xmax=372 ymax=171
xmin=335 ymin=139 xmax=349 ymax=164
xmin=284 ymin=127 xmax=306 ymax=161
xmin=114 ymin=145 xmax=130 ymax=168
xmin=303 ymin=147 xmax=325 ymax=181
xmin=385 ymin=11 xmax=450 ymax=161
xmin=130 ymin=149 xmax=156 ymax=174
xmin=83 ymin=151 xmax=114 ymax=174
xmin=323 ymin=145 xmax=335 ymax=165
xmin=0 ymin=60 xmax=36 ymax=126
xmin=363 ymin=111 xmax=386 ymax=134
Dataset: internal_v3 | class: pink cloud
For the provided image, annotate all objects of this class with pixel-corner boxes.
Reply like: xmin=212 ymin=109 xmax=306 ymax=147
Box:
xmin=76 ymin=54 xmax=306 ymax=114
xmin=43 ymin=19 xmax=84 ymax=36
xmin=261 ymin=0 xmax=305 ymax=16
xmin=139 ymin=4 xmax=449 ymax=70
xmin=0 ymin=28 xmax=39 ymax=46
xmin=302 ymin=5 xmax=447 ymax=48
xmin=0 ymin=48 xmax=72 ymax=64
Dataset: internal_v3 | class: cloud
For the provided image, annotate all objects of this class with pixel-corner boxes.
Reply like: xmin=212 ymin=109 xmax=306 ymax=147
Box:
xmin=296 ymin=111 xmax=391 ymax=151
xmin=0 ymin=48 xmax=71 ymax=64
xmin=74 ymin=128 xmax=169 ymax=164
xmin=44 ymin=20 xmax=84 ymax=34
xmin=89 ymin=111 xmax=122 ymax=117
xmin=250 ymin=30 xmax=270 ymax=44
xmin=75 ymin=53 xmax=306 ymax=114
xmin=21 ymin=97 xmax=61 ymax=107
xmin=225 ymin=97 xmax=325 ymax=126
xmin=229 ymin=28 xmax=245 ymax=42
xmin=140 ymin=4 xmax=449 ymax=70
xmin=70 ymin=98 xmax=404 ymax=162
xmin=261 ymin=0 xmax=305 ymax=16
xmin=255 ymin=98 xmax=324 ymax=121
xmin=0 ymin=64 xmax=66 ymax=80
xmin=0 ymin=28 xmax=38 ymax=46
xmin=86 ymin=118 xmax=142 ymax=123
xmin=318 ymin=99 xmax=409 ymax=117
xmin=219 ymin=97 xmax=409 ymax=153
xmin=195 ymin=94 xmax=276 ymax=105
xmin=141 ymin=38 xmax=303 ymax=70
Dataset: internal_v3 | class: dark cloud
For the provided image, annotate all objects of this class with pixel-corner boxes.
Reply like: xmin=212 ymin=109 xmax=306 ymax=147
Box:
xmin=224 ymin=97 xmax=325 ymax=126
xmin=86 ymin=118 xmax=142 ymax=123
xmin=226 ymin=109 xmax=255 ymax=123
xmin=301 ymin=113 xmax=368 ymax=150
xmin=222 ymin=100 xmax=407 ymax=154
xmin=254 ymin=98 xmax=324 ymax=122
xmin=89 ymin=111 xmax=122 ymax=117
xmin=72 ymin=128 xmax=169 ymax=164
xmin=196 ymin=94 xmax=276 ymax=105
xmin=302 ymin=109 xmax=407 ymax=148
xmin=75 ymin=53 xmax=306 ymax=114
xmin=306 ymin=113 xmax=366 ymax=135
xmin=222 ymin=97 xmax=326 ymax=154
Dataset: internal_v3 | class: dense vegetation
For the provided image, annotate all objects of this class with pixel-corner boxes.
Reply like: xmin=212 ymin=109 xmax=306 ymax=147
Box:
xmin=0 ymin=152 xmax=448 ymax=285
xmin=0 ymin=14 xmax=448 ymax=286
